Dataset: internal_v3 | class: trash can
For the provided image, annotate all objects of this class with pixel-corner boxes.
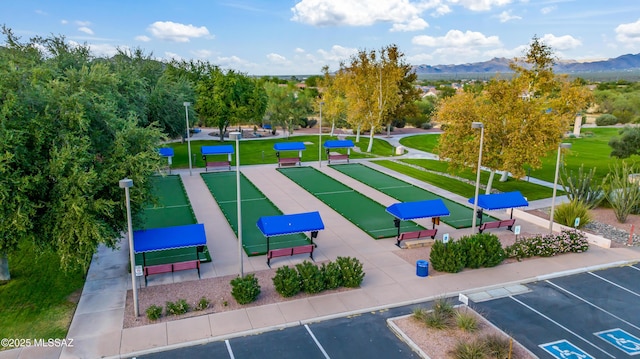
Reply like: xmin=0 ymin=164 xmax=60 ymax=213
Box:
xmin=416 ymin=260 xmax=429 ymax=277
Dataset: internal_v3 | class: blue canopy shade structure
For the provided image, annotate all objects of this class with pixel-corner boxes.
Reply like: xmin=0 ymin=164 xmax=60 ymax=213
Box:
xmin=273 ymin=142 xmax=306 ymax=151
xmin=133 ymin=223 xmax=207 ymax=254
xmin=256 ymin=211 xmax=324 ymax=253
xmin=158 ymin=148 xmax=174 ymax=157
xmin=468 ymin=191 xmax=529 ymax=211
xmin=386 ymin=199 xmax=450 ymax=221
xmin=257 ymin=211 xmax=324 ymax=237
xmin=324 ymin=139 xmax=355 ymax=149
xmin=201 ymin=145 xmax=234 ymax=155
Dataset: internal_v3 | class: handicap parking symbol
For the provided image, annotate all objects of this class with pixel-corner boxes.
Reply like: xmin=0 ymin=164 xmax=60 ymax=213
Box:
xmin=540 ymin=339 xmax=594 ymax=359
xmin=595 ymin=328 xmax=640 ymax=355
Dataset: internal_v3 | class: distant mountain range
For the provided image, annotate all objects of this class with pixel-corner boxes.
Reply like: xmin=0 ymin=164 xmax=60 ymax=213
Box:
xmin=412 ymin=53 xmax=640 ymax=74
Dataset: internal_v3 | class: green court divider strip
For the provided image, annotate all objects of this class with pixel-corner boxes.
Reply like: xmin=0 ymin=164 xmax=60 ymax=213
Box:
xmin=135 ymin=175 xmax=211 ymax=266
xmin=201 ymin=171 xmax=310 ymax=256
xmin=330 ymin=163 xmax=496 ymax=229
xmin=278 ymin=167 xmax=423 ymax=239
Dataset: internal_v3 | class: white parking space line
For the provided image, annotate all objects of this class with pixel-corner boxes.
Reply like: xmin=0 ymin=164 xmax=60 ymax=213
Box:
xmin=546 ymin=280 xmax=640 ymax=331
xmin=509 ymin=296 xmax=616 ymax=358
xmin=225 ymin=339 xmax=235 ymax=359
xmin=305 ymin=324 xmax=331 ymax=359
xmin=588 ymin=272 xmax=640 ymax=297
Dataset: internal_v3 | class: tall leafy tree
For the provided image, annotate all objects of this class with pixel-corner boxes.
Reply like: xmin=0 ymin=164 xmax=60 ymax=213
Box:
xmin=195 ymin=68 xmax=267 ymax=141
xmin=264 ymin=82 xmax=312 ymax=137
xmin=318 ymin=66 xmax=347 ymax=136
xmin=436 ymin=36 xmax=592 ymax=193
xmin=0 ymin=28 xmax=164 ymax=280
xmin=331 ymin=44 xmax=409 ymax=152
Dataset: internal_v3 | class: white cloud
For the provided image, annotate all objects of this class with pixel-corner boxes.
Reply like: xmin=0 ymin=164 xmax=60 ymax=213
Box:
xmin=541 ymin=33 xmax=582 ymax=50
xmin=316 ymin=44 xmax=358 ymax=62
xmin=135 ymin=35 xmax=151 ymax=42
xmin=540 ymin=5 xmax=556 ymax=15
xmin=412 ymin=30 xmax=501 ymax=48
xmin=391 ymin=17 xmax=429 ymax=32
xmin=291 ymin=0 xmax=428 ymax=31
xmin=216 ymin=55 xmax=253 ymax=68
xmin=483 ymin=44 xmax=528 ymax=59
xmin=88 ymin=43 xmax=121 ymax=58
xmin=431 ymin=4 xmax=452 ymax=17
xmin=267 ymin=53 xmax=291 ymax=65
xmin=407 ymin=52 xmax=434 ymax=64
xmin=164 ymin=52 xmax=183 ymax=61
xmin=75 ymin=20 xmax=91 ymax=27
xmin=192 ymin=49 xmax=213 ymax=58
xmin=61 ymin=19 xmax=68 ymax=25
xmin=35 ymin=9 xmax=48 ymax=16
xmin=447 ymin=0 xmax=512 ymax=12
xmin=616 ymin=19 xmax=640 ymax=43
xmin=78 ymin=26 xmax=94 ymax=35
xmin=148 ymin=21 xmax=211 ymax=42
xmin=497 ymin=10 xmax=521 ymax=23
xmin=295 ymin=48 xmax=306 ymax=53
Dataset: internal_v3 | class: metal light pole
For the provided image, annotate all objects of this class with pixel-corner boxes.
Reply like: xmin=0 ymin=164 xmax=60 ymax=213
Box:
xmin=184 ymin=102 xmax=192 ymax=176
xmin=119 ymin=178 xmax=139 ymax=317
xmin=230 ymin=131 xmax=243 ymax=277
xmin=549 ymin=143 xmax=572 ymax=233
xmin=319 ymin=101 xmax=324 ymax=168
xmin=471 ymin=122 xmax=484 ymax=232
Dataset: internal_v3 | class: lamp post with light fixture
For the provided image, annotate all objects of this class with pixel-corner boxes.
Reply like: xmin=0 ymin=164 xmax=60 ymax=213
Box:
xmin=549 ymin=143 xmax=572 ymax=233
xmin=471 ymin=122 xmax=484 ymax=232
xmin=184 ymin=102 xmax=192 ymax=176
xmin=230 ymin=131 xmax=243 ymax=277
xmin=319 ymin=101 xmax=324 ymax=168
xmin=119 ymin=178 xmax=139 ymax=317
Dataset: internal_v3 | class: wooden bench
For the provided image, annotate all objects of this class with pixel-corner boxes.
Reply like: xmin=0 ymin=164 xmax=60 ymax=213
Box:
xmin=328 ymin=154 xmax=349 ymax=164
xmin=144 ymin=260 xmax=201 ymax=285
xmin=205 ymin=161 xmax=231 ymax=172
xmin=278 ymin=157 xmax=300 ymax=167
xmin=267 ymin=244 xmax=314 ymax=267
xmin=478 ymin=218 xmax=516 ymax=233
xmin=397 ymin=229 xmax=437 ymax=247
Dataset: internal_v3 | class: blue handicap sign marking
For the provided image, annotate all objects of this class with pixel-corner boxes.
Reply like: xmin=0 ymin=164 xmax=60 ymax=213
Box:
xmin=595 ymin=328 xmax=640 ymax=355
xmin=540 ymin=339 xmax=595 ymax=359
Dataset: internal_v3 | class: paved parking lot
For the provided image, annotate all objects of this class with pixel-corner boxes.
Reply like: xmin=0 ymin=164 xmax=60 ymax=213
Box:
xmin=133 ymin=304 xmax=424 ymax=359
xmin=472 ymin=264 xmax=640 ymax=358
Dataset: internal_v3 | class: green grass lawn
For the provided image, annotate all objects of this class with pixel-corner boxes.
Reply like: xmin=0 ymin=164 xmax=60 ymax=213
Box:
xmin=165 ymin=135 xmax=398 ymax=168
xmin=399 ymin=127 xmax=640 ymax=185
xmin=0 ymin=242 xmax=86 ymax=342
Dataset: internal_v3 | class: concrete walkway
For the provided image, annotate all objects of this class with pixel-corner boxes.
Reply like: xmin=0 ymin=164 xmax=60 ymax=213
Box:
xmin=2 ymin=161 xmax=638 ymax=359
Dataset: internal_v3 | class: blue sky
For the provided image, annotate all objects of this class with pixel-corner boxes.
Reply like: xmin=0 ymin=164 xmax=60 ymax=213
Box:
xmin=5 ymin=0 xmax=640 ymax=75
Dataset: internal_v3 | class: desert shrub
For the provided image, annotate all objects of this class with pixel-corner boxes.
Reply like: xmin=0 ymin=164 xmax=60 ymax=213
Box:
xmin=307 ymin=119 xmax=318 ymax=128
xmin=421 ymin=122 xmax=433 ymax=129
xmin=553 ymin=200 xmax=591 ymax=228
xmin=195 ymin=297 xmax=210 ymax=311
xmin=477 ymin=233 xmax=506 ymax=267
xmin=412 ymin=307 xmax=429 ymax=322
xmin=430 ymin=240 xmax=465 ymax=273
xmin=560 ymin=165 xmax=606 ymax=208
xmin=450 ymin=339 xmax=486 ymax=359
xmin=421 ymin=298 xmax=456 ymax=329
xmin=321 ymin=261 xmax=343 ymax=289
xmin=146 ymin=305 xmax=163 ymax=321
xmin=230 ymin=274 xmax=261 ymax=304
xmin=504 ymin=230 xmax=588 ymax=260
xmin=295 ymin=261 xmax=325 ymax=294
xmin=595 ymin=113 xmax=618 ymax=126
xmin=455 ymin=310 xmax=478 ymax=332
xmin=166 ymin=299 xmax=189 ymax=315
xmin=335 ymin=256 xmax=365 ymax=288
xmin=272 ymin=265 xmax=301 ymax=297
xmin=458 ymin=235 xmax=485 ymax=269
xmin=606 ymin=161 xmax=640 ymax=222
xmin=481 ymin=334 xmax=512 ymax=359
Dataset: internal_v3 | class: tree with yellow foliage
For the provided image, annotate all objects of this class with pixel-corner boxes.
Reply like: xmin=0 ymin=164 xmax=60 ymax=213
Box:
xmin=436 ymin=36 xmax=592 ymax=193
